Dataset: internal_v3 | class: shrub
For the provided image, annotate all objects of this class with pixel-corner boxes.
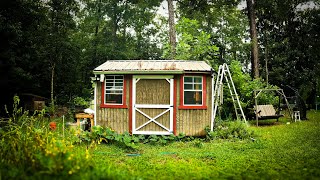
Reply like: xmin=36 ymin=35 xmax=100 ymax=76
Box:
xmin=79 ymin=126 xmax=199 ymax=148
xmin=205 ymin=121 xmax=255 ymax=141
xmin=0 ymin=96 xmax=92 ymax=179
xmin=80 ymin=126 xmax=138 ymax=151
xmin=219 ymin=60 xmax=279 ymax=119
xmin=73 ymin=96 xmax=90 ymax=108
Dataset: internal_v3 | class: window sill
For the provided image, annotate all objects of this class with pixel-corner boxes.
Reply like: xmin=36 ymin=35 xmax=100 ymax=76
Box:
xmin=100 ymin=104 xmax=128 ymax=109
xmin=178 ymin=105 xmax=207 ymax=110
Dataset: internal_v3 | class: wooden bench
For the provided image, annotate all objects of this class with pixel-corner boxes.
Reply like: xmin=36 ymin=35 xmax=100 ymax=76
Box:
xmin=75 ymin=113 xmax=94 ymax=131
xmin=255 ymin=105 xmax=284 ymax=120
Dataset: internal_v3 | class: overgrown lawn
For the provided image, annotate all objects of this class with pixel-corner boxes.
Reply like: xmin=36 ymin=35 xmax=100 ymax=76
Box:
xmin=1 ymin=110 xmax=320 ymax=179
xmin=88 ymin=111 xmax=320 ymax=179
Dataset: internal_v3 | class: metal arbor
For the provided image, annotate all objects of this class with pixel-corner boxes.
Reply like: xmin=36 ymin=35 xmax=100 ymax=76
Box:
xmin=211 ymin=63 xmax=246 ymax=131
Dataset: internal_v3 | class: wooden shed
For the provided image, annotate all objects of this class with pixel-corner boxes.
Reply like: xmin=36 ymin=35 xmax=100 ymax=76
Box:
xmin=92 ymin=60 xmax=214 ymax=136
xmin=19 ymin=93 xmax=48 ymax=112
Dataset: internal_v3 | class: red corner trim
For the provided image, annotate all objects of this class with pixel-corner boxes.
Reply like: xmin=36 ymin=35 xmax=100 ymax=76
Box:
xmin=129 ymin=76 xmax=132 ymax=134
xmin=173 ymin=77 xmax=177 ymax=135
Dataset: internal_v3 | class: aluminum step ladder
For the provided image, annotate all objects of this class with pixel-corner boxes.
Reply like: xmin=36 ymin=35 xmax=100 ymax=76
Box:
xmin=211 ymin=63 xmax=246 ymax=131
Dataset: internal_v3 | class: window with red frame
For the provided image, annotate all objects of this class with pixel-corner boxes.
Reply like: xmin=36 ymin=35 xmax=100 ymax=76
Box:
xmin=104 ymin=75 xmax=124 ymax=105
xmin=179 ymin=75 xmax=207 ymax=109
xmin=183 ymin=76 xmax=203 ymax=105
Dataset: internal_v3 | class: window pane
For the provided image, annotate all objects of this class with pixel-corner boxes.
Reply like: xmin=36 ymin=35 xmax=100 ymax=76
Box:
xmin=106 ymin=94 xmax=122 ymax=104
xmin=194 ymin=84 xmax=202 ymax=90
xmin=194 ymin=77 xmax=202 ymax=83
xmin=106 ymin=90 xmax=122 ymax=94
xmin=184 ymin=91 xmax=202 ymax=105
xmin=115 ymin=82 xmax=123 ymax=87
xmin=106 ymin=76 xmax=114 ymax=80
xmin=184 ymin=84 xmax=192 ymax=90
xmin=184 ymin=77 xmax=193 ymax=83
xmin=105 ymin=75 xmax=124 ymax=104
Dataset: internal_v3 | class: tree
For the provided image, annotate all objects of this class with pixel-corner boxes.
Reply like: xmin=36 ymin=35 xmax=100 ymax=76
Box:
xmin=167 ymin=0 xmax=176 ymax=59
xmin=256 ymin=0 xmax=320 ymax=113
xmin=0 ymin=0 xmax=51 ymax=113
xmin=246 ymin=0 xmax=259 ymax=79
xmin=174 ymin=18 xmax=219 ymax=65
xmin=176 ymin=0 xmax=250 ymax=65
xmin=45 ymin=0 xmax=79 ymax=106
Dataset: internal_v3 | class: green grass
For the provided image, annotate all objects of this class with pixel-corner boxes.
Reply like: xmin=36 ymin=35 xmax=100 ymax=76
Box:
xmin=2 ymin=110 xmax=319 ymax=179
xmin=85 ymin=110 xmax=320 ymax=179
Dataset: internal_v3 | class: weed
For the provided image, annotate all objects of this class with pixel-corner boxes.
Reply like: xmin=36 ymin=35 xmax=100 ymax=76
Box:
xmin=0 ymin=96 xmax=92 ymax=179
xmin=206 ymin=121 xmax=255 ymax=141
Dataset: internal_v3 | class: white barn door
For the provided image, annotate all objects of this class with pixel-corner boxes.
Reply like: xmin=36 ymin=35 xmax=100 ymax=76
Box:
xmin=132 ymin=75 xmax=174 ymax=135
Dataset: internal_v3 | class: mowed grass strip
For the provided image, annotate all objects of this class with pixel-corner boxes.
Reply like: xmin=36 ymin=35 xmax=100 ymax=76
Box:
xmin=89 ymin=111 xmax=320 ymax=179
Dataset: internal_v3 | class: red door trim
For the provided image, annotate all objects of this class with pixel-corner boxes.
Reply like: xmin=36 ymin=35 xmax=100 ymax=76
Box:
xmin=129 ymin=76 xmax=133 ymax=134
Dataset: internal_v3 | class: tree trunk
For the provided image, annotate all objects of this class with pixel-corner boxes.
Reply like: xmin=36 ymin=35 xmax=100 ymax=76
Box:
xmin=265 ymin=39 xmax=269 ymax=85
xmin=112 ymin=1 xmax=118 ymax=48
xmin=50 ymin=62 xmax=55 ymax=105
xmin=246 ymin=0 xmax=259 ymax=79
xmin=167 ymin=0 xmax=176 ymax=59
xmin=92 ymin=0 xmax=102 ymax=66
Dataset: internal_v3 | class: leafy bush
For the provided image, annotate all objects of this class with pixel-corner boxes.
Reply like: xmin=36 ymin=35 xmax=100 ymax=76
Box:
xmin=219 ymin=60 xmax=279 ymax=119
xmin=79 ymin=126 xmax=138 ymax=151
xmin=79 ymin=126 xmax=200 ymax=148
xmin=0 ymin=96 xmax=92 ymax=179
xmin=73 ymin=96 xmax=90 ymax=108
xmin=205 ymin=121 xmax=255 ymax=141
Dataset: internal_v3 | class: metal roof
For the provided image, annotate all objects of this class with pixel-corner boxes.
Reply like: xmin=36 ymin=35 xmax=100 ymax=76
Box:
xmin=93 ymin=60 xmax=213 ymax=74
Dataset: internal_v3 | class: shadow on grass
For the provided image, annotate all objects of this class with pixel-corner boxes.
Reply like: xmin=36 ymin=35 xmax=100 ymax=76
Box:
xmin=247 ymin=118 xmax=290 ymax=126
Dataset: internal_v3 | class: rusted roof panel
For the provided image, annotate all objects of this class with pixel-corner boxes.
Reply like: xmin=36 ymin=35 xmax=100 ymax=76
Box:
xmin=94 ymin=60 xmax=213 ymax=74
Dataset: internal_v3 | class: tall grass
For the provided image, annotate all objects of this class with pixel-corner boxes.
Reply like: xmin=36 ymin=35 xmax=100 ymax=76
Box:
xmin=0 ymin=96 xmax=92 ymax=179
xmin=1 ymin=97 xmax=319 ymax=179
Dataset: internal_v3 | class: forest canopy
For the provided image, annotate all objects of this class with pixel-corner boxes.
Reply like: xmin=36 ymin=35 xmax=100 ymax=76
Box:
xmin=0 ymin=0 xmax=319 ymax=114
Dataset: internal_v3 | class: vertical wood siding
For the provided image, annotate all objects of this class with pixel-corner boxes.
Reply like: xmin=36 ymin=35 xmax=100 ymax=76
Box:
xmin=136 ymin=79 xmax=170 ymax=104
xmin=95 ymin=76 xmax=129 ymax=134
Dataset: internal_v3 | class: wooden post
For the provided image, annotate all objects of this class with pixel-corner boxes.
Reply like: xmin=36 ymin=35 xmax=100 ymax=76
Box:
xmin=63 ymin=115 xmax=64 ymax=138
xmin=254 ymin=91 xmax=258 ymax=126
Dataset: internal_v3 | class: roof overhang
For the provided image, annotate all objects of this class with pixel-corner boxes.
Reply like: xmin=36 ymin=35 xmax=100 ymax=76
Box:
xmin=93 ymin=70 xmax=212 ymax=75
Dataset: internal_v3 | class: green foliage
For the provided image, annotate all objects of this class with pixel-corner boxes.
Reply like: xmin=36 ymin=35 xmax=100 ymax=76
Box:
xmin=80 ymin=126 xmax=138 ymax=151
xmin=2 ymin=98 xmax=320 ymax=180
xmin=231 ymin=60 xmax=279 ymax=105
xmin=88 ymin=111 xmax=320 ymax=179
xmin=206 ymin=121 xmax=255 ymax=141
xmin=163 ymin=17 xmax=219 ymax=63
xmin=80 ymin=126 xmax=200 ymax=149
xmin=192 ymin=138 xmax=205 ymax=148
xmin=218 ymin=60 xmax=279 ymax=119
xmin=177 ymin=1 xmax=250 ymax=64
xmin=4 ymin=96 xmax=27 ymax=123
xmin=0 ymin=98 xmax=92 ymax=179
xmin=73 ymin=96 xmax=90 ymax=108
xmin=45 ymin=102 xmax=56 ymax=116
xmin=256 ymin=0 xmax=320 ymax=108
